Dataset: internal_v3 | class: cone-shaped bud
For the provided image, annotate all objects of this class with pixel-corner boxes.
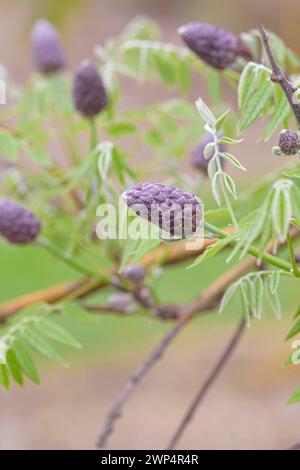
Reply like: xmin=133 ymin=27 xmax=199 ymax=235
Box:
xmin=0 ymin=199 xmax=41 ymax=244
xmin=73 ymin=60 xmax=108 ymax=118
xmin=31 ymin=19 xmax=66 ymax=74
xmin=178 ymin=22 xmax=251 ymax=69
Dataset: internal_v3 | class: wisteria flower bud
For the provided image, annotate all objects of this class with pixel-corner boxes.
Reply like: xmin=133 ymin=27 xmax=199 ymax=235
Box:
xmin=191 ymin=133 xmax=227 ymax=174
xmin=178 ymin=22 xmax=251 ymax=70
xmin=108 ymin=293 xmax=133 ymax=313
xmin=278 ymin=129 xmax=300 ymax=155
xmin=122 ymin=182 xmax=202 ymax=239
xmin=73 ymin=60 xmax=108 ymax=118
xmin=31 ymin=19 xmax=66 ymax=74
xmin=122 ymin=264 xmax=146 ymax=284
xmin=0 ymin=199 xmax=41 ymax=244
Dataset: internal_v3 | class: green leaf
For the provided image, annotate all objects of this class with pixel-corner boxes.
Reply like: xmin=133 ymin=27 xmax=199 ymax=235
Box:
xmin=219 ymin=281 xmax=239 ymax=313
xmin=0 ymin=363 xmax=10 ymax=391
xmin=220 ymin=136 xmax=243 ymax=145
xmin=224 ymin=173 xmax=237 ymax=199
xmin=12 ymin=340 xmax=40 ymax=385
xmin=63 ymin=302 xmax=101 ymax=324
xmin=263 ymin=91 xmax=291 ymax=141
xmin=206 ymin=68 xmax=221 ymax=105
xmin=287 ymin=386 xmax=300 ymax=405
xmin=187 ymin=232 xmax=237 ymax=269
xmin=106 ymin=122 xmax=137 ymax=136
xmin=35 ymin=318 xmax=81 ymax=349
xmin=293 ymin=306 xmax=300 ymax=320
xmin=220 ymin=152 xmax=246 ymax=171
xmin=146 ymin=129 xmax=163 ymax=147
xmin=195 ymin=98 xmax=216 ymax=126
xmin=239 ymin=80 xmax=273 ymax=132
xmin=0 ymin=132 xmax=19 ymax=161
xmin=177 ymin=58 xmax=190 ymax=94
xmin=22 ymin=327 xmax=64 ymax=364
xmin=266 ymin=277 xmax=282 ymax=319
xmin=271 ymin=184 xmax=292 ymax=240
xmin=238 ymin=62 xmax=259 ymax=110
xmin=253 ymin=275 xmax=264 ymax=319
xmin=285 ymin=319 xmax=300 ymax=341
xmin=215 ymin=109 xmax=229 ymax=133
xmin=6 ymin=349 xmax=23 ymax=387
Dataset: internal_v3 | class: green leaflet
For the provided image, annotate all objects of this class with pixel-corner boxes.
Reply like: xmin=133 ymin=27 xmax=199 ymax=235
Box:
xmin=121 ymin=39 xmax=192 ymax=93
xmin=287 ymin=386 xmax=300 ymax=405
xmin=238 ymin=62 xmax=259 ymax=110
xmin=187 ymin=232 xmax=238 ymax=269
xmin=21 ymin=327 xmax=64 ymax=364
xmin=0 ymin=363 xmax=10 ymax=391
xmin=220 ymin=271 xmax=284 ymax=324
xmin=11 ymin=341 xmax=40 ymax=385
xmin=0 ymin=132 xmax=19 ymax=161
xmin=6 ymin=349 xmax=24 ymax=387
xmin=239 ymin=80 xmax=273 ymax=132
xmin=35 ymin=318 xmax=81 ymax=349
xmin=263 ymin=91 xmax=291 ymax=141
xmin=285 ymin=319 xmax=300 ymax=341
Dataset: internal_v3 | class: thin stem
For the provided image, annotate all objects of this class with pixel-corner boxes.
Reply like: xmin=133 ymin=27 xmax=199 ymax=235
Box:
xmin=96 ymin=322 xmax=182 ymax=449
xmin=287 ymin=231 xmax=300 ymax=276
xmin=90 ymin=118 xmax=98 ymax=151
xmin=167 ymin=318 xmax=246 ymax=450
xmin=220 ymin=175 xmax=239 ymax=229
xmin=38 ymin=237 xmax=96 ymax=277
xmin=258 ymin=24 xmax=300 ymax=129
xmin=204 ymin=221 xmax=292 ymax=272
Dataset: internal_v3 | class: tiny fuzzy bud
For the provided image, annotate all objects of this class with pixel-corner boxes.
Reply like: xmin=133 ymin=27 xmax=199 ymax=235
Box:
xmin=31 ymin=19 xmax=66 ymax=74
xmin=122 ymin=182 xmax=202 ymax=239
xmin=191 ymin=133 xmax=227 ymax=174
xmin=178 ymin=22 xmax=251 ymax=70
xmin=108 ymin=293 xmax=133 ymax=312
xmin=122 ymin=264 xmax=146 ymax=284
xmin=73 ymin=60 xmax=108 ymax=118
xmin=0 ymin=199 xmax=41 ymax=244
xmin=278 ymin=129 xmax=300 ymax=156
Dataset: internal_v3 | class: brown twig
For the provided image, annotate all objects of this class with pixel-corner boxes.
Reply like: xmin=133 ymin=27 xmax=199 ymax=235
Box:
xmin=96 ymin=322 xmax=182 ymax=448
xmin=258 ymin=24 xmax=300 ymax=128
xmin=0 ymin=233 xmax=226 ymax=321
xmin=95 ymin=229 xmax=300 ymax=449
xmin=166 ymin=318 xmax=246 ymax=450
xmin=96 ymin=256 xmax=255 ymax=449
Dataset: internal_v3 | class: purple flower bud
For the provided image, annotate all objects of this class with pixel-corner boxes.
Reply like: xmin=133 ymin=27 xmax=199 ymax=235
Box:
xmin=31 ymin=19 xmax=66 ymax=74
xmin=73 ymin=60 xmax=108 ymax=118
xmin=0 ymin=199 xmax=41 ymax=244
xmin=108 ymin=293 xmax=133 ymax=312
xmin=122 ymin=265 xmax=146 ymax=283
xmin=122 ymin=183 xmax=202 ymax=239
xmin=278 ymin=129 xmax=300 ymax=155
xmin=178 ymin=22 xmax=251 ymax=70
xmin=191 ymin=133 xmax=227 ymax=174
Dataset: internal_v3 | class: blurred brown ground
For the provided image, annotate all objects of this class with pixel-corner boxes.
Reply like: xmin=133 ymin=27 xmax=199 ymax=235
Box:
xmin=0 ymin=319 xmax=299 ymax=450
xmin=0 ymin=0 xmax=300 ymax=450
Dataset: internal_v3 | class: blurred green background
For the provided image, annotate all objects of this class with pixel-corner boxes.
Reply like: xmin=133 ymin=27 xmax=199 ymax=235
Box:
xmin=1 ymin=0 xmax=300 ymax=450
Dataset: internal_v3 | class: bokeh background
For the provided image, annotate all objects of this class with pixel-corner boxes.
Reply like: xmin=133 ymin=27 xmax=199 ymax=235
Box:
xmin=0 ymin=0 xmax=300 ymax=450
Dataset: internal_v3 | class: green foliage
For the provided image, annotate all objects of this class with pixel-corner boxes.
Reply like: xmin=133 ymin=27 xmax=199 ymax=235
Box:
xmin=0 ymin=303 xmax=81 ymax=391
xmin=220 ymin=271 xmax=287 ymax=325
xmin=1 ymin=16 xmax=300 ymax=408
